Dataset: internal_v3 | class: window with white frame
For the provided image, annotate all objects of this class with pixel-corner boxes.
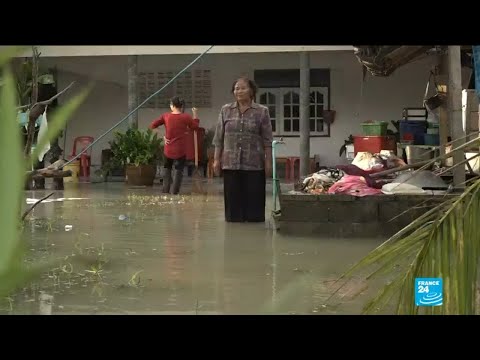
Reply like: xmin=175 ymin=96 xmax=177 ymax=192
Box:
xmin=257 ymin=87 xmax=329 ymax=136
xmin=258 ymin=90 xmax=277 ymax=132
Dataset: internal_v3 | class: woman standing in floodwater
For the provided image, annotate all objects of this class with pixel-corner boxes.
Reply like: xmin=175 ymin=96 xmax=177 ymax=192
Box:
xmin=149 ymin=96 xmax=200 ymax=194
xmin=212 ymin=77 xmax=273 ymax=222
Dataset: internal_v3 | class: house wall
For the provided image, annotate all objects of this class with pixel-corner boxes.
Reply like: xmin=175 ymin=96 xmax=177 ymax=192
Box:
xmin=51 ymin=68 xmax=129 ymax=170
xmin=41 ymin=51 xmax=436 ymax=168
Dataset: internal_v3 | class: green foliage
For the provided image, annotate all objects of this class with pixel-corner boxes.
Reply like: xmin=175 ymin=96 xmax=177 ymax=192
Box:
xmin=108 ymin=128 xmax=164 ymax=167
xmin=3 ymin=58 xmax=56 ymax=106
xmin=0 ymin=46 xmax=91 ymax=298
xmin=336 ymin=175 xmax=480 ymax=315
xmin=0 ymin=64 xmax=23 ymax=277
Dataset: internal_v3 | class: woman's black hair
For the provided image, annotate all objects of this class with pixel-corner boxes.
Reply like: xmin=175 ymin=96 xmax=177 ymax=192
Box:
xmin=231 ymin=77 xmax=257 ymax=100
xmin=170 ymin=96 xmax=185 ymax=109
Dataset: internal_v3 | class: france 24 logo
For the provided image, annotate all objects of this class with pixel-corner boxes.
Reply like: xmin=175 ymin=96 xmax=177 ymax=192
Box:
xmin=415 ymin=278 xmax=443 ymax=306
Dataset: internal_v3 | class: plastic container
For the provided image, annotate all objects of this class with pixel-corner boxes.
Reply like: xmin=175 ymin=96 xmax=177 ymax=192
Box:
xmin=353 ymin=135 xmax=397 ymax=155
xmin=405 ymin=145 xmax=434 ymax=164
xmin=399 ymin=120 xmax=427 ymax=145
xmin=345 ymin=144 xmax=355 ymax=161
xmin=424 ymin=133 xmax=440 ymax=145
xmin=402 ymin=107 xmax=427 ymax=120
xmin=361 ymin=121 xmax=388 ymax=136
xmin=64 ymin=161 xmax=80 ymax=183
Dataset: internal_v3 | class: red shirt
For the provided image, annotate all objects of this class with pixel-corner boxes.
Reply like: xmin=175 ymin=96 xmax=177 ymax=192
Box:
xmin=149 ymin=112 xmax=199 ymax=159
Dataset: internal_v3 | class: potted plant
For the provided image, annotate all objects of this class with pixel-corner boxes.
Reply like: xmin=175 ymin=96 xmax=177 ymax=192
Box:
xmin=106 ymin=128 xmax=163 ymax=186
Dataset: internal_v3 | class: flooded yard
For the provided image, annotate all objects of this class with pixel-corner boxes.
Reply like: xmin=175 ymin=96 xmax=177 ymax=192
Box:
xmin=4 ymin=179 xmax=386 ymax=315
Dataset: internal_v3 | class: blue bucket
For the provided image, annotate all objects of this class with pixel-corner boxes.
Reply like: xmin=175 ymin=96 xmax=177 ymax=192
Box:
xmin=399 ymin=120 xmax=427 ymax=145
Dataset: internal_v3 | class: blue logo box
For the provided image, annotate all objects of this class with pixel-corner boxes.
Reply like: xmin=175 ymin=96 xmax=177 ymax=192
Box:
xmin=415 ymin=278 xmax=443 ymax=306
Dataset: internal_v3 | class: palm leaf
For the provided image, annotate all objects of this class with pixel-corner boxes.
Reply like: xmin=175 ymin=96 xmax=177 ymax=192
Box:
xmin=363 ymin=271 xmax=407 ymax=314
xmin=0 ymin=65 xmax=23 ymax=274
xmin=0 ymin=49 xmax=90 ymax=299
xmin=338 ymin=177 xmax=480 ymax=315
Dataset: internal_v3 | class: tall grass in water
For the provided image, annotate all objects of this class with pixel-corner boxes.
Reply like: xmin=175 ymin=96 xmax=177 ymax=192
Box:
xmin=0 ymin=47 xmax=91 ymax=298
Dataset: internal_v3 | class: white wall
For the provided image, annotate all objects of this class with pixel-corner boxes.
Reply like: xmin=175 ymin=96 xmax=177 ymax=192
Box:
xmin=53 ymin=70 xmax=129 ymax=167
xmin=41 ymin=51 xmax=436 ymax=167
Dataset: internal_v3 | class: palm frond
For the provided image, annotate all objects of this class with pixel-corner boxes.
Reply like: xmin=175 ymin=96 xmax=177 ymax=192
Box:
xmin=0 ymin=49 xmax=91 ymax=298
xmin=336 ymin=178 xmax=480 ymax=315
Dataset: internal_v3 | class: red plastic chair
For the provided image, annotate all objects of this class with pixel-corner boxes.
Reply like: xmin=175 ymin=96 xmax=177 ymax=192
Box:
xmin=285 ymin=157 xmax=316 ymax=181
xmin=70 ymin=136 xmax=94 ymax=178
xmin=285 ymin=157 xmax=300 ymax=182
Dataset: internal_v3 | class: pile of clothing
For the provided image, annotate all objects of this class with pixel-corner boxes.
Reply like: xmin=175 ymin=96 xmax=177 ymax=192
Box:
xmin=296 ymin=166 xmax=386 ymax=197
xmin=293 ymin=151 xmax=450 ymax=197
xmin=296 ymin=168 xmax=345 ymax=194
xmin=294 ymin=151 xmax=409 ymax=197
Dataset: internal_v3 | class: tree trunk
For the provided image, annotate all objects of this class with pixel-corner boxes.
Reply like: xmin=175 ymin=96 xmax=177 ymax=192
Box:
xmin=24 ymin=47 xmax=41 ymax=158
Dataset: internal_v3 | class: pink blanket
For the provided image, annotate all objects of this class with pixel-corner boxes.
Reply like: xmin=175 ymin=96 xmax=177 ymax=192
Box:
xmin=327 ymin=175 xmax=383 ymax=197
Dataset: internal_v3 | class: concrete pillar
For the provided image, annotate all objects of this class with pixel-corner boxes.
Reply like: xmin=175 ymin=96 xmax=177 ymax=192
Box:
xmin=299 ymin=52 xmax=310 ymax=177
xmin=128 ymin=55 xmax=138 ymax=129
xmin=448 ymin=46 xmax=465 ymax=188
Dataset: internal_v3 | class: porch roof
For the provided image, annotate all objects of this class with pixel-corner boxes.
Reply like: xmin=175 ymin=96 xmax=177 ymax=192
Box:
xmin=11 ymin=46 xmax=354 ymax=58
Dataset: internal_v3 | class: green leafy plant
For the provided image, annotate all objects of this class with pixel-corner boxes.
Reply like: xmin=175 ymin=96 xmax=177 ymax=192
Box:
xmin=0 ymin=46 xmax=91 ymax=298
xmin=108 ymin=128 xmax=164 ymax=167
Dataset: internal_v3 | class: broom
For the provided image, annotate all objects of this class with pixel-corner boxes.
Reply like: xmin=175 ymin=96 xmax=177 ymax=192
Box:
xmin=192 ymin=130 xmax=204 ymax=194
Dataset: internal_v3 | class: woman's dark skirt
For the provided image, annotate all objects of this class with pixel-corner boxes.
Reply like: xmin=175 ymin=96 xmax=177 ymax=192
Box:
xmin=222 ymin=169 xmax=266 ymax=222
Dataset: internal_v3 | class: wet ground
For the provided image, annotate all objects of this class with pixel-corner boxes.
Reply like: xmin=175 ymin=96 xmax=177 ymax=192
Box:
xmin=4 ymin=178 xmax=387 ymax=315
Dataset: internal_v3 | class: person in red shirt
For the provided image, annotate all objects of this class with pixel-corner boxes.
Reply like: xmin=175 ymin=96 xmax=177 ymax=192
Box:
xmin=149 ymin=96 xmax=200 ymax=194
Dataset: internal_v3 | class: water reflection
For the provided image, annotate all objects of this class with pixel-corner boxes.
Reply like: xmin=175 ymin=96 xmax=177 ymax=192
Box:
xmin=221 ymin=223 xmax=274 ymax=314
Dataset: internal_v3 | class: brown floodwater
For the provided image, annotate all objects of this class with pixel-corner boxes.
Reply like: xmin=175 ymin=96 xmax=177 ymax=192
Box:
xmin=3 ymin=179 xmax=387 ymax=315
